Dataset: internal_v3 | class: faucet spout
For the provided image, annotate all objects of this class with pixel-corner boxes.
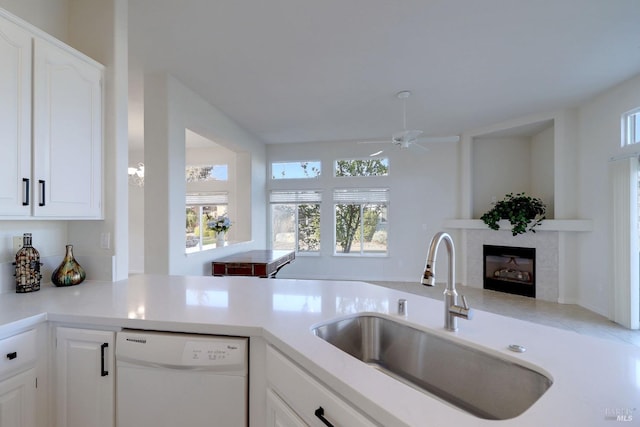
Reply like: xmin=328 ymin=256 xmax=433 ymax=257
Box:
xmin=421 ymin=232 xmax=473 ymax=331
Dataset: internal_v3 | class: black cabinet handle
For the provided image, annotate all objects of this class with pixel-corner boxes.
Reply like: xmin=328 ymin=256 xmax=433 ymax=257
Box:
xmin=38 ymin=180 xmax=45 ymax=206
xmin=22 ymin=178 xmax=29 ymax=206
xmin=314 ymin=407 xmax=334 ymax=427
xmin=6 ymin=352 xmax=17 ymax=360
xmin=100 ymin=343 xmax=108 ymax=376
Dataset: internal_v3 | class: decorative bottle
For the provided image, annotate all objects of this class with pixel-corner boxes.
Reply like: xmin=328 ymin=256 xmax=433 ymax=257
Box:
xmin=51 ymin=245 xmax=86 ymax=287
xmin=13 ymin=233 xmax=42 ymax=293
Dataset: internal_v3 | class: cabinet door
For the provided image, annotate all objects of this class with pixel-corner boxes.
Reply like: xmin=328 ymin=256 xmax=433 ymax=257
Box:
xmin=0 ymin=14 xmax=32 ymax=217
xmin=55 ymin=327 xmax=114 ymax=427
xmin=267 ymin=389 xmax=308 ymax=427
xmin=33 ymin=37 xmax=103 ymax=219
xmin=0 ymin=368 xmax=36 ymax=427
xmin=267 ymin=346 xmax=380 ymax=427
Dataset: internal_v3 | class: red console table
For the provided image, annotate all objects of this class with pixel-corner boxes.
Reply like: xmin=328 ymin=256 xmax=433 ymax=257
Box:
xmin=211 ymin=250 xmax=295 ymax=278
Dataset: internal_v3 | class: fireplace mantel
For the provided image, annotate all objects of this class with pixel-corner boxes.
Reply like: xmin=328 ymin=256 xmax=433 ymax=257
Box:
xmin=443 ymin=219 xmax=592 ymax=232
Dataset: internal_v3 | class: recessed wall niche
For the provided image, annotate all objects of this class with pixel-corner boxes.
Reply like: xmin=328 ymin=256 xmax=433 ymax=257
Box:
xmin=472 ymin=119 xmax=555 ymax=219
xmin=185 ymin=129 xmax=252 ymax=244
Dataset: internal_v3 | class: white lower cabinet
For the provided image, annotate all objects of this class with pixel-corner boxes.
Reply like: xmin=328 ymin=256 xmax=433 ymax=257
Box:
xmin=266 ymin=345 xmax=379 ymax=427
xmin=0 ymin=329 xmax=37 ymax=427
xmin=54 ymin=327 xmax=115 ymax=427
xmin=0 ymin=368 xmax=37 ymax=427
xmin=267 ymin=389 xmax=308 ymax=427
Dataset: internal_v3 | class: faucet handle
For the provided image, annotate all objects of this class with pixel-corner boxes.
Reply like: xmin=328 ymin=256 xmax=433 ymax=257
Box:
xmin=461 ymin=295 xmax=470 ymax=310
xmin=449 ymin=294 xmax=474 ymax=320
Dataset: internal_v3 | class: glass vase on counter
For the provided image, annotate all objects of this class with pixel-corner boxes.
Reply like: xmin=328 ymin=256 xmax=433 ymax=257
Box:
xmin=51 ymin=245 xmax=86 ymax=287
xmin=13 ymin=233 xmax=42 ymax=293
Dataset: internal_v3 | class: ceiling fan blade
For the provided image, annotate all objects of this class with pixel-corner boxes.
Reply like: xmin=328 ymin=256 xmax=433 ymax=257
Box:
xmin=392 ymin=129 xmax=423 ymax=143
xmin=417 ymin=135 xmax=460 ymax=144
xmin=368 ymin=149 xmax=385 ymax=157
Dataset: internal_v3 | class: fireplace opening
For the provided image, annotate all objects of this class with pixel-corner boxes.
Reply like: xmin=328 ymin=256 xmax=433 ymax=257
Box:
xmin=483 ymin=245 xmax=535 ymax=298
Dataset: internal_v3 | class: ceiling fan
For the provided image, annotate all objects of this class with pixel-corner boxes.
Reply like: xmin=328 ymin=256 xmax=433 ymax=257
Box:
xmin=359 ymin=90 xmax=459 ymax=155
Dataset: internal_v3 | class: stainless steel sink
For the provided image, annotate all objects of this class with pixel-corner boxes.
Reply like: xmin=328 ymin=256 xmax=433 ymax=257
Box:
xmin=312 ymin=314 xmax=552 ymax=420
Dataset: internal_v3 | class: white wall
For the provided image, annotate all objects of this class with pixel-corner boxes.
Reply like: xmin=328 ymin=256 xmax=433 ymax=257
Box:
xmin=128 ymin=150 xmax=144 ymax=274
xmin=0 ymin=0 xmax=68 ymax=41
xmin=577 ymin=73 xmax=640 ymax=316
xmin=531 ymin=126 xmax=555 ymax=217
xmin=472 ymin=137 xmax=532 ymax=218
xmin=143 ymin=73 xmax=267 ymax=276
xmin=266 ymin=140 xmax=458 ymax=283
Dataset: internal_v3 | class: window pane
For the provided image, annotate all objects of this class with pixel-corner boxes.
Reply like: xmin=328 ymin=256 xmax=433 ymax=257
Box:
xmin=334 ymin=158 xmax=389 ymax=177
xmin=186 ymin=165 xmax=228 ymax=182
xmin=335 ymin=204 xmax=363 ymax=253
xmin=623 ymin=109 xmax=640 ymax=147
xmin=363 ymin=204 xmax=387 ymax=254
xmin=335 ymin=203 xmax=388 ymax=255
xmin=271 ymin=203 xmax=321 ymax=252
xmin=271 ymin=161 xmax=321 ymax=179
xmin=272 ymin=204 xmax=295 ymax=250
xmin=186 ymin=206 xmax=200 ymax=249
xmin=185 ymin=204 xmax=228 ymax=253
xmin=298 ymin=204 xmax=320 ymax=252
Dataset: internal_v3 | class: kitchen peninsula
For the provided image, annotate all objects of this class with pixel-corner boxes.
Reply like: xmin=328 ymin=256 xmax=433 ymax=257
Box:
xmin=0 ymin=275 xmax=637 ymax=426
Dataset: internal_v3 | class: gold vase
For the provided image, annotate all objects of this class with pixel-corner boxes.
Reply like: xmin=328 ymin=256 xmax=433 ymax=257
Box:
xmin=51 ymin=245 xmax=86 ymax=287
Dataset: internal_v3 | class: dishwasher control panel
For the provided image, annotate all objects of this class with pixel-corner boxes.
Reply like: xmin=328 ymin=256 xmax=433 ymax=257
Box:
xmin=116 ymin=330 xmax=248 ymax=373
xmin=182 ymin=340 xmax=244 ymax=365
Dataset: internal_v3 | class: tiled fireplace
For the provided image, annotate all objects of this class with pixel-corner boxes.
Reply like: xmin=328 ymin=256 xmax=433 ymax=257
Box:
xmin=465 ymin=229 xmax=560 ymax=302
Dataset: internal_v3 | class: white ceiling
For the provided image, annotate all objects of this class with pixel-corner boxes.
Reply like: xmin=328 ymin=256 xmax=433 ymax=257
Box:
xmin=128 ymin=0 xmax=640 ymax=149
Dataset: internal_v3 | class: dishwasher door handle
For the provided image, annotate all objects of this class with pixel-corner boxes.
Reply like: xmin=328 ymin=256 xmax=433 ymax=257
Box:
xmin=101 ymin=343 xmax=109 ymax=376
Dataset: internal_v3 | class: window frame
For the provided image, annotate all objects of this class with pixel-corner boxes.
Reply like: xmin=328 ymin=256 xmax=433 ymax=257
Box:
xmin=333 ymin=188 xmax=389 ymax=257
xmin=185 ymin=192 xmax=229 ymax=253
xmin=270 ymin=190 xmax=322 ymax=254
xmin=622 ymin=107 xmax=640 ymax=147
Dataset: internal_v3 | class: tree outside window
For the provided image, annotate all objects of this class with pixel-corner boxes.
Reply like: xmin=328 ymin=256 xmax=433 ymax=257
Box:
xmin=334 ymin=188 xmax=388 ymax=255
xmin=333 ymin=158 xmax=389 ymax=255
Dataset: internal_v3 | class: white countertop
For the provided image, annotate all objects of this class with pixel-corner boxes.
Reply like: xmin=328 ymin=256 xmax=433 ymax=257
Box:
xmin=0 ymin=274 xmax=637 ymax=426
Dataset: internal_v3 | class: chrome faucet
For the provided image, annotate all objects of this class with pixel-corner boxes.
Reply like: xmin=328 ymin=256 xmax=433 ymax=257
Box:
xmin=421 ymin=232 xmax=473 ymax=331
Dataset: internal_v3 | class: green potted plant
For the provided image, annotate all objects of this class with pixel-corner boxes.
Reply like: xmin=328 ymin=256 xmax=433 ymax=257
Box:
xmin=480 ymin=193 xmax=547 ymax=236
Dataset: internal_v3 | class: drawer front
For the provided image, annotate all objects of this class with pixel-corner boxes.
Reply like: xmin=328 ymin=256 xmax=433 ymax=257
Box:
xmin=0 ymin=329 xmax=36 ymax=379
xmin=267 ymin=346 xmax=378 ymax=427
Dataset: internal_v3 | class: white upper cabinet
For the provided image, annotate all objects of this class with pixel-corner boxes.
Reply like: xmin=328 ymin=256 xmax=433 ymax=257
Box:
xmin=0 ymin=10 xmax=104 ymax=219
xmin=0 ymin=15 xmax=32 ymax=216
xmin=32 ymin=37 xmax=103 ymax=218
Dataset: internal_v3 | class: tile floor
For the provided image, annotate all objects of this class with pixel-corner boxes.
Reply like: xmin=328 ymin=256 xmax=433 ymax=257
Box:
xmin=369 ymin=281 xmax=640 ymax=347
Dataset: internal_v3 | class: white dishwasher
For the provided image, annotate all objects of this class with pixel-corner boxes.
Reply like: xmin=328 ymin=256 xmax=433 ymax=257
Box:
xmin=116 ymin=330 xmax=248 ymax=427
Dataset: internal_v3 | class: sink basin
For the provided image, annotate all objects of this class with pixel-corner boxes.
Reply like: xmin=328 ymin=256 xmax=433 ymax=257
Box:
xmin=312 ymin=314 xmax=552 ymax=420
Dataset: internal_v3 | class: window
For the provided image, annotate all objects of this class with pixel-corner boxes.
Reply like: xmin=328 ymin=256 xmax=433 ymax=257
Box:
xmin=186 ymin=164 xmax=228 ymax=182
xmin=185 ymin=192 xmax=228 ymax=252
xmin=334 ymin=188 xmax=388 ymax=255
xmin=270 ymin=191 xmax=321 ymax=253
xmin=622 ymin=108 xmax=640 ymax=147
xmin=271 ymin=161 xmax=321 ymax=179
xmin=334 ymin=158 xmax=389 ymax=177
